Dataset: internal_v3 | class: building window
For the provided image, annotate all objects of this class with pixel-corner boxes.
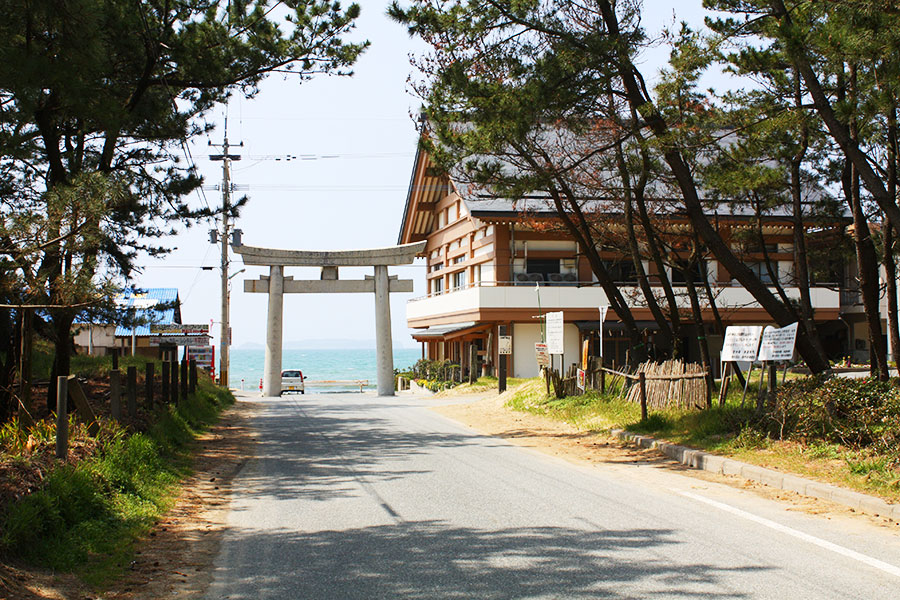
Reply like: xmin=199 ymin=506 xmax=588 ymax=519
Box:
xmin=744 ymin=261 xmax=777 ymax=284
xmin=432 ymin=277 xmax=444 ymax=295
xmin=601 ymin=259 xmax=638 ymax=283
xmin=670 ymin=261 xmax=707 ymax=284
xmin=452 ymin=270 xmax=467 ymax=290
xmin=526 ymin=258 xmax=560 ymax=278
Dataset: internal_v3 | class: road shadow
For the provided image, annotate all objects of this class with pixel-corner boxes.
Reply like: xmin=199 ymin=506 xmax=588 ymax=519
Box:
xmin=229 ymin=397 xmax=502 ymax=503
xmin=207 ymin=520 xmax=765 ymax=599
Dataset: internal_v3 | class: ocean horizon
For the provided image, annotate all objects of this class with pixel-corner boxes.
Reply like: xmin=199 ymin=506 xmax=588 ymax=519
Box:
xmin=229 ymin=347 xmax=422 ymax=392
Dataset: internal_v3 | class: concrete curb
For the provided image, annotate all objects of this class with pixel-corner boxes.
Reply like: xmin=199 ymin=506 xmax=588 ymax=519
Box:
xmin=609 ymin=428 xmax=900 ymax=522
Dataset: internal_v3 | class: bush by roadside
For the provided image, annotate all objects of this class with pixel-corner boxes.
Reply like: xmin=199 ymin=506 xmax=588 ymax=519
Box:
xmin=0 ymin=376 xmax=233 ymax=586
xmin=505 ymin=375 xmax=900 ymax=503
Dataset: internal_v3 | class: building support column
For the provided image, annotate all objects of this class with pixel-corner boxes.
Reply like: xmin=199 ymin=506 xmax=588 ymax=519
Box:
xmin=263 ymin=265 xmax=284 ymax=397
xmin=374 ymin=265 xmax=394 ymax=396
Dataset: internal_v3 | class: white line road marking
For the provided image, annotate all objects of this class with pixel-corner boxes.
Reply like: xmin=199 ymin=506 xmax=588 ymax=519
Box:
xmin=679 ymin=490 xmax=900 ymax=579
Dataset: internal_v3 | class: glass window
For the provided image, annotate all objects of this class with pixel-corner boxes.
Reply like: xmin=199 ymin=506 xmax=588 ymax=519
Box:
xmin=671 ymin=262 xmax=707 ymax=284
xmin=452 ymin=270 xmax=467 ymax=290
xmin=744 ymin=261 xmax=777 ymax=284
xmin=526 ymin=259 xmax=560 ymax=277
xmin=601 ymin=260 xmax=638 ymax=283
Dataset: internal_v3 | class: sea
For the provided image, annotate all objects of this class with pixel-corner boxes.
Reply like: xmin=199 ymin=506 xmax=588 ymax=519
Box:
xmin=228 ymin=347 xmax=422 ymax=393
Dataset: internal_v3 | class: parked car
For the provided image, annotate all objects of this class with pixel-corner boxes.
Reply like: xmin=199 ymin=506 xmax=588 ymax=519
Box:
xmin=280 ymin=370 xmax=306 ymax=395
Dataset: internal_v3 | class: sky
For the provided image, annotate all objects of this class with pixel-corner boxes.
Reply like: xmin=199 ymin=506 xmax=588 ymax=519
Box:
xmin=136 ymin=0 xmax=719 ymax=350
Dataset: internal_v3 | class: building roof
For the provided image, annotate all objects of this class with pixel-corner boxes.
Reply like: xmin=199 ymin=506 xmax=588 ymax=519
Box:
xmin=113 ymin=288 xmax=182 ymax=337
xmin=399 ymin=129 xmax=849 ymax=244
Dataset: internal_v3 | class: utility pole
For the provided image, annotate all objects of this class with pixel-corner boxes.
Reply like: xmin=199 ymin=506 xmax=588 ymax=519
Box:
xmin=209 ymin=117 xmax=242 ymax=388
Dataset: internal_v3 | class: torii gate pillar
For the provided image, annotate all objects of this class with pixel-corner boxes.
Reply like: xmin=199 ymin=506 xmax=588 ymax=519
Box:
xmin=373 ymin=265 xmax=394 ymax=396
xmin=235 ymin=241 xmax=426 ymax=397
xmin=264 ymin=265 xmax=285 ymax=397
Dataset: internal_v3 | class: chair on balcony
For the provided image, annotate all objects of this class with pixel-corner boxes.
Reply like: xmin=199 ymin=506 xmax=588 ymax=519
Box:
xmin=515 ymin=273 xmax=531 ymax=286
xmin=528 ymin=273 xmax=544 ymax=283
xmin=547 ymin=273 xmax=564 ymax=285
xmin=563 ymin=273 xmax=577 ymax=284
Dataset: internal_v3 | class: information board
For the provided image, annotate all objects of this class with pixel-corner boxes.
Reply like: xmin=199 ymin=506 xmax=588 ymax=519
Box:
xmin=534 ymin=343 xmax=550 ymax=367
xmin=186 ymin=346 xmax=213 ymax=370
xmin=757 ymin=322 xmax=799 ymax=362
xmin=577 ymin=368 xmax=586 ymax=391
xmin=546 ymin=311 xmax=564 ymax=355
xmin=150 ymin=323 xmax=209 ymax=335
xmin=498 ymin=335 xmax=512 ymax=355
xmin=721 ymin=326 xmax=763 ymax=362
xmin=149 ymin=335 xmax=210 ymax=346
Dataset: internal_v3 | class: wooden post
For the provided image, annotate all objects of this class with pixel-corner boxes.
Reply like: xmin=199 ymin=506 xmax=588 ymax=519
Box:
xmin=127 ymin=366 xmax=137 ymax=417
xmin=55 ymin=376 xmax=68 ymax=459
xmin=180 ymin=358 xmax=188 ymax=401
xmin=61 ymin=376 xmax=99 ymax=437
xmin=498 ymin=325 xmax=507 ymax=394
xmin=718 ymin=361 xmax=732 ymax=407
xmin=600 ymin=368 xmax=606 ymax=394
xmin=161 ymin=361 xmax=170 ymax=404
xmin=189 ymin=359 xmax=197 ymax=394
xmin=740 ymin=363 xmax=755 ymax=408
xmin=639 ymin=372 xmax=648 ymax=422
xmin=768 ymin=361 xmax=777 ymax=408
xmin=112 ymin=349 xmax=119 ymax=370
xmin=145 ymin=362 xmax=155 ymax=407
xmin=171 ymin=360 xmax=179 ymax=405
xmin=468 ymin=344 xmax=477 ymax=384
xmin=110 ymin=369 xmax=121 ymax=420
xmin=756 ymin=362 xmax=768 ymax=413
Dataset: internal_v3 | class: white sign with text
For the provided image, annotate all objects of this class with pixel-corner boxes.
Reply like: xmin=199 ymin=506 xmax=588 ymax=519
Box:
xmin=757 ymin=322 xmax=799 ymax=362
xmin=546 ymin=311 xmax=565 ymax=355
xmin=721 ymin=326 xmax=763 ymax=362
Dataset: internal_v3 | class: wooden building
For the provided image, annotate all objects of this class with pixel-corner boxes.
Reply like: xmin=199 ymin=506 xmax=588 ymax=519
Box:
xmin=398 ymin=145 xmax=858 ymax=378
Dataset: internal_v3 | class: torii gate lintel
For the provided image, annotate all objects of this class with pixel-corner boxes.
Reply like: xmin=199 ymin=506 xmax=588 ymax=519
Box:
xmin=233 ymin=241 xmax=425 ymax=397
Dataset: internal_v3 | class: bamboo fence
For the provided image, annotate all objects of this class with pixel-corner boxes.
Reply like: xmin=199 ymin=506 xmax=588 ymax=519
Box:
xmin=622 ymin=359 xmax=709 ymax=409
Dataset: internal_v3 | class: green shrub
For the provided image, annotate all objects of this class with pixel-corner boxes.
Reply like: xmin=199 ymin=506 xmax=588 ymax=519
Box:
xmin=769 ymin=376 xmax=900 ymax=462
xmin=0 ymin=377 xmax=233 ymax=577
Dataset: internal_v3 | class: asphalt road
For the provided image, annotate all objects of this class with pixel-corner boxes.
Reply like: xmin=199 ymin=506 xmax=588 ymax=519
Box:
xmin=206 ymin=391 xmax=900 ymax=599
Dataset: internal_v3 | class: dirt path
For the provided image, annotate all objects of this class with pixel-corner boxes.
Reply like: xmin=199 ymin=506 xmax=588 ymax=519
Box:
xmin=432 ymin=390 xmax=900 ymax=530
xmin=1 ymin=397 xmax=259 ymax=600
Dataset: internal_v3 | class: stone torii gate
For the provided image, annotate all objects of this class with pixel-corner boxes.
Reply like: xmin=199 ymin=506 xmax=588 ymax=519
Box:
xmin=233 ymin=241 xmax=426 ymax=396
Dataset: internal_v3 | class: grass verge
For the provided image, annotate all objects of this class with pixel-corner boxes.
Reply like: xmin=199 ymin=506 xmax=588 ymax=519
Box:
xmin=0 ymin=377 xmax=233 ymax=587
xmin=505 ymin=375 xmax=900 ymax=504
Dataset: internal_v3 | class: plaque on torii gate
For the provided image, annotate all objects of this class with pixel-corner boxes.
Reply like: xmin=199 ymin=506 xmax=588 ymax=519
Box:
xmin=233 ymin=241 xmax=426 ymax=396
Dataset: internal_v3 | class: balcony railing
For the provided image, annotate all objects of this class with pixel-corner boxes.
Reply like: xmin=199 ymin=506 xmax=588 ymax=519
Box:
xmin=410 ymin=278 xmax=842 ymax=309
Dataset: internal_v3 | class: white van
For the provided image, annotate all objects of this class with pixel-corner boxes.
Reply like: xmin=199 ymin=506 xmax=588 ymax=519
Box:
xmin=280 ymin=370 xmax=306 ymax=395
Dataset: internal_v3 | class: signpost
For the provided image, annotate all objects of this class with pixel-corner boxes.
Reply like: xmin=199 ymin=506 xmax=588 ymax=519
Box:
xmin=149 ymin=335 xmax=211 ymax=346
xmin=720 ymin=326 xmax=763 ymax=406
xmin=186 ymin=345 xmax=214 ymax=373
xmin=546 ymin=311 xmax=564 ymax=355
xmin=498 ymin=326 xmax=510 ymax=394
xmin=758 ymin=322 xmax=799 ymax=362
xmin=534 ymin=343 xmax=550 ymax=367
xmin=150 ymin=323 xmax=210 ymax=335
xmin=755 ymin=323 xmax=799 ymax=410
xmin=598 ymin=305 xmax=609 ymax=358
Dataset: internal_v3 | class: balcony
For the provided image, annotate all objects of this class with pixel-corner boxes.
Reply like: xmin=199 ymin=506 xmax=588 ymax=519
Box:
xmin=407 ymin=280 xmax=841 ymax=324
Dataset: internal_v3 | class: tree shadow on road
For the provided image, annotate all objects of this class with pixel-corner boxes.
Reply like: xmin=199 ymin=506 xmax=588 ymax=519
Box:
xmin=207 ymin=520 xmax=766 ymax=599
